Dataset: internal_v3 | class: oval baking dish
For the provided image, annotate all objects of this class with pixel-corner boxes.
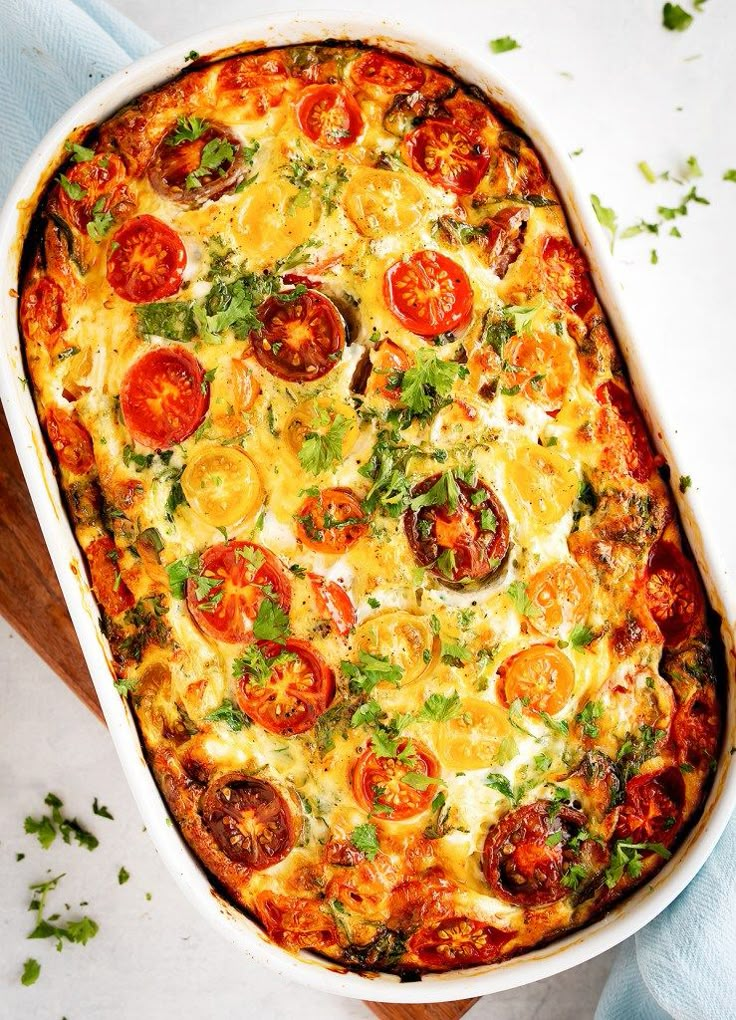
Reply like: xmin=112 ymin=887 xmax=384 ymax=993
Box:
xmin=1 ymin=11 xmax=734 ymax=1004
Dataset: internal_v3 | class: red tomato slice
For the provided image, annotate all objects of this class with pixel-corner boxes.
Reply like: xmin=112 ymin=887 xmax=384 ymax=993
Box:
xmin=404 ymin=472 xmax=509 ymax=587
xmin=296 ymin=488 xmax=368 ymax=554
xmin=615 ymin=766 xmax=685 ymax=848
xmin=541 ymin=235 xmax=595 ymax=318
xmin=46 ymin=406 xmax=94 ymax=475
xmin=236 ymin=639 xmax=335 ymax=735
xmin=107 ymin=215 xmax=186 ymax=303
xmin=409 ymin=917 xmax=512 ymax=971
xmin=596 ymin=380 xmax=655 ymax=483
xmin=482 ymin=801 xmax=597 ymax=907
xmin=148 ymin=121 xmax=244 ymax=207
xmin=308 ymin=573 xmax=356 ymax=635
xmin=351 ymin=51 xmax=425 ymax=93
xmin=295 ymin=84 xmax=363 ymax=148
xmin=384 ymin=250 xmax=473 ymax=337
xmin=120 ymin=346 xmax=209 ymax=449
xmin=20 ymin=275 xmax=67 ymax=352
xmin=257 ymin=892 xmax=337 ymax=953
xmin=673 ymin=685 xmax=719 ymax=766
xmin=186 ymin=541 xmax=292 ymax=645
xmin=201 ymin=773 xmax=297 ymax=868
xmin=57 ymin=153 xmax=127 ymax=232
xmin=645 ymin=541 xmax=703 ymax=646
xmin=217 ymin=53 xmax=288 ymax=117
xmin=251 ymin=289 xmax=345 ymax=382
xmin=405 ymin=119 xmax=489 ymax=195
xmin=85 ymin=536 xmax=134 ymax=617
xmin=352 ymin=739 xmax=439 ymax=821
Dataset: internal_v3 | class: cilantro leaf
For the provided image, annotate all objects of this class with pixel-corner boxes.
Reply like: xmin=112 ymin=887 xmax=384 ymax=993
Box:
xmin=506 ymin=580 xmax=539 ymax=618
xmin=57 ymin=174 xmax=86 ymax=201
xmin=136 ymin=300 xmax=197 ymax=342
xmin=298 ymin=413 xmax=351 ymax=474
xmin=400 ymin=349 xmax=466 ymax=417
xmin=24 ymin=814 xmax=56 ymax=850
xmin=351 ymin=822 xmax=380 ymax=860
xmin=341 ymin=650 xmax=403 ymax=696
xmin=485 ymin=772 xmax=519 ymax=803
xmin=724 ymin=169 xmax=736 ymax=183
xmin=252 ymin=597 xmax=291 ymax=643
xmin=489 ymin=36 xmax=521 ymax=53
xmin=86 ymin=197 xmax=114 ymax=243
xmin=168 ymin=115 xmax=208 ymax=145
xmin=206 ymin=699 xmax=249 ymax=731
xmin=679 ymin=474 xmax=692 ymax=493
xmin=560 ymin=863 xmax=588 ymax=890
xmin=64 ymin=141 xmax=95 ymax=163
xmin=662 ymin=3 xmax=693 ymax=31
xmin=590 ymin=194 xmax=618 ymax=251
xmin=575 ymin=700 xmax=604 ymax=738
xmin=350 ymin=699 xmax=384 ymax=728
xmin=417 ymin=691 xmax=462 ymax=723
xmin=118 ymin=866 xmax=130 ymax=885
xmin=569 ymin=624 xmax=595 ymax=650
xmin=92 ymin=798 xmax=113 ymax=820
xmin=21 ymin=958 xmax=40 ymax=986
xmin=401 ymin=772 xmax=440 ymax=791
xmin=604 ymin=840 xmax=671 ymax=888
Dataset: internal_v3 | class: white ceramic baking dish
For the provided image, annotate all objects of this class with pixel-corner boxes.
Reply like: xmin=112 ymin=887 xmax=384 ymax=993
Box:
xmin=1 ymin=10 xmax=734 ymax=1004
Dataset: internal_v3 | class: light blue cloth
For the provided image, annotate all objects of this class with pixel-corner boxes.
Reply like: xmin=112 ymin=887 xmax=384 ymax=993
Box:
xmin=2 ymin=3 xmax=734 ymax=1016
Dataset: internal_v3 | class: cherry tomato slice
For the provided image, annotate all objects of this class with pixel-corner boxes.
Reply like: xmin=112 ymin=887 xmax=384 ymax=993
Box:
xmin=106 ymin=215 xmax=186 ymax=303
xmin=201 ymin=772 xmax=297 ymax=869
xmin=217 ymin=53 xmax=289 ymax=117
xmin=57 ymin=153 xmax=127 ymax=233
xmin=596 ymin=380 xmax=654 ymax=483
xmin=20 ymin=275 xmax=66 ymax=352
xmin=502 ymin=331 xmax=574 ymax=412
xmin=120 ymin=346 xmax=209 ymax=450
xmin=236 ymin=639 xmax=335 ymax=735
xmin=296 ymin=487 xmax=368 ymax=554
xmin=482 ymin=801 xmax=592 ymax=906
xmin=295 ymin=84 xmax=363 ymax=148
xmin=526 ymin=561 xmax=591 ymax=638
xmin=673 ymin=685 xmax=719 ymax=766
xmin=148 ymin=121 xmax=244 ymax=207
xmin=390 ymin=868 xmax=456 ymax=928
xmin=498 ymin=645 xmax=575 ymax=716
xmin=368 ymin=340 xmax=410 ymax=401
xmin=409 ymin=917 xmax=512 ymax=971
xmin=85 ymin=536 xmax=134 ymax=617
xmin=257 ymin=892 xmax=337 ymax=952
xmin=186 ymin=541 xmax=291 ymax=645
xmin=482 ymin=205 xmax=530 ymax=278
xmin=645 ymin=541 xmax=703 ymax=647
xmin=405 ymin=119 xmax=489 ymax=195
xmin=251 ymin=289 xmax=345 ymax=382
xmin=384 ymin=250 xmax=473 ymax=337
xmin=615 ymin=766 xmax=685 ymax=848
xmin=541 ymin=235 xmax=595 ymax=318
xmin=404 ymin=473 xmax=509 ymax=588
xmin=351 ymin=51 xmax=425 ymax=93
xmin=46 ymin=406 xmax=94 ymax=475
xmin=352 ymin=739 xmax=439 ymax=821
xmin=308 ymin=573 xmax=356 ymax=636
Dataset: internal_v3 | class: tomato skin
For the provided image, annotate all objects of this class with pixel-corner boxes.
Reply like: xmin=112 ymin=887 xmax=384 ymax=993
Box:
xmin=526 ymin=561 xmax=591 ymax=638
xmin=46 ymin=406 xmax=94 ymax=475
xmin=296 ymin=487 xmax=368 ymax=554
xmin=85 ymin=536 xmax=134 ymax=617
xmin=251 ymin=289 xmax=345 ymax=382
xmin=20 ymin=275 xmax=67 ymax=352
xmin=187 ymin=541 xmax=291 ymax=645
xmin=390 ymin=868 xmax=456 ymax=928
xmin=645 ymin=541 xmax=703 ymax=647
xmin=352 ymin=739 xmax=439 ymax=821
xmin=541 ymin=235 xmax=595 ymax=318
xmin=217 ymin=53 xmax=288 ymax=117
xmin=351 ymin=51 xmax=425 ymax=93
xmin=404 ymin=473 xmax=509 ymax=588
xmin=498 ymin=644 xmax=575 ymax=716
xmin=57 ymin=153 xmax=127 ymax=233
xmin=502 ymin=330 xmax=574 ymax=412
xmin=482 ymin=205 xmax=530 ymax=278
xmin=148 ymin=122 xmax=244 ymax=207
xmin=368 ymin=340 xmax=410 ymax=400
xmin=200 ymin=773 xmax=297 ymax=869
xmin=615 ymin=766 xmax=685 ymax=848
xmin=409 ymin=917 xmax=512 ymax=970
xmin=384 ymin=250 xmax=474 ymax=338
xmin=236 ymin=639 xmax=335 ymax=736
xmin=596 ymin=380 xmax=654 ymax=483
xmin=307 ymin=573 xmax=356 ymax=636
xmin=405 ymin=119 xmax=489 ymax=195
xmin=257 ymin=892 xmax=336 ymax=952
xmin=482 ymin=801 xmax=595 ymax=907
xmin=673 ymin=685 xmax=719 ymax=766
xmin=295 ymin=84 xmax=364 ymax=148
xmin=120 ymin=346 xmax=209 ymax=449
xmin=106 ymin=215 xmax=186 ymax=303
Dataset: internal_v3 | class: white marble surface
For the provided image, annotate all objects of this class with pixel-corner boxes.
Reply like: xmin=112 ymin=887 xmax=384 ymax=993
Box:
xmin=3 ymin=0 xmax=736 ymax=1017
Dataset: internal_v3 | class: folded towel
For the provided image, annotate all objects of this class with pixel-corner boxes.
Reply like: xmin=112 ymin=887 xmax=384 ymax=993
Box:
xmin=2 ymin=4 xmax=733 ymax=1018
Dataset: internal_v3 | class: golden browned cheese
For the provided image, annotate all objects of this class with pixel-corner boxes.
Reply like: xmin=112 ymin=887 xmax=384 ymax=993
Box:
xmin=19 ymin=43 xmax=722 ymax=974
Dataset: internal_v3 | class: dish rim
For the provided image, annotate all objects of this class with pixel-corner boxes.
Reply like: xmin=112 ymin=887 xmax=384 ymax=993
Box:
xmin=0 ymin=9 xmax=734 ymax=1003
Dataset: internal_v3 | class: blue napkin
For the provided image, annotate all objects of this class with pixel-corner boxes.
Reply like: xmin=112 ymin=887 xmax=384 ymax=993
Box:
xmin=2 ymin=3 xmax=733 ymax=1016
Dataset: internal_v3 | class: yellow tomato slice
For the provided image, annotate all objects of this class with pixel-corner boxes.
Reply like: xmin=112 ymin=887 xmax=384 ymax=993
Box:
xmin=505 ymin=443 xmax=578 ymax=527
xmin=527 ymin=561 xmax=592 ymax=638
xmin=284 ymin=398 xmax=359 ymax=462
xmin=181 ymin=446 xmax=263 ymax=527
xmin=343 ymin=168 xmax=423 ymax=238
xmin=354 ymin=610 xmax=439 ymax=686
xmin=499 ymin=645 xmax=575 ymax=715
xmin=436 ymin=698 xmax=516 ymax=770
xmin=237 ymin=178 xmax=320 ymax=261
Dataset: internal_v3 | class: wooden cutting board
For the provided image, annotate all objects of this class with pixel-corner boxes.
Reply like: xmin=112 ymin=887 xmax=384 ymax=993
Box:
xmin=0 ymin=404 xmax=479 ymax=1020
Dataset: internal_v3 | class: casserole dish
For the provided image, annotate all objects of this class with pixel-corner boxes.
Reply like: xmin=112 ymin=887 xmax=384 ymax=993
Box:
xmin=0 ymin=11 xmax=729 ymax=999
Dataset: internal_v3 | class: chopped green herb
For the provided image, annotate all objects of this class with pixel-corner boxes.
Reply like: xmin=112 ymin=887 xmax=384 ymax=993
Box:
xmin=590 ymin=194 xmax=618 ymax=250
xmin=21 ymin=958 xmax=41 ymax=987
xmin=351 ymin=822 xmax=380 ymax=860
xmin=400 ymin=349 xmax=467 ymax=418
xmin=575 ymin=700 xmax=604 ymax=738
xmin=64 ymin=141 xmax=95 ymax=163
xmin=662 ymin=3 xmax=693 ymax=31
xmin=206 ymin=699 xmax=248 ymax=731
xmin=118 ymin=866 xmax=130 ymax=885
xmin=417 ymin=691 xmax=462 ymax=723
xmin=298 ymin=413 xmax=351 ymax=474
xmin=168 ymin=115 xmax=208 ymax=145
xmin=679 ymin=474 xmax=692 ymax=492
xmin=57 ymin=174 xmax=86 ymax=201
xmin=506 ymin=580 xmax=539 ymax=618
xmin=569 ymin=624 xmax=595 ymax=650
xmin=489 ymin=36 xmax=521 ymax=53
xmin=252 ymin=597 xmax=290 ymax=643
xmin=604 ymin=840 xmax=671 ymax=887
xmin=341 ymin=650 xmax=403 ymax=696
xmin=92 ymin=798 xmax=113 ymax=820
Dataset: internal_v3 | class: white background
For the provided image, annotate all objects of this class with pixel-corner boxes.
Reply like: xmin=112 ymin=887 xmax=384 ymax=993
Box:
xmin=2 ymin=1 xmax=735 ymax=1018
